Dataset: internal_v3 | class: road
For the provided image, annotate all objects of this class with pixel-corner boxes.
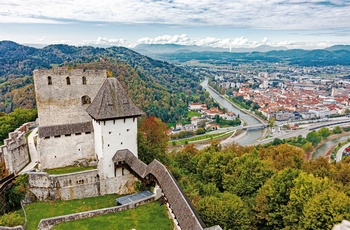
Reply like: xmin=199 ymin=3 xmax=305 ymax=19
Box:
xmin=336 ymin=142 xmax=350 ymax=162
xmin=255 ymin=118 xmax=350 ymax=146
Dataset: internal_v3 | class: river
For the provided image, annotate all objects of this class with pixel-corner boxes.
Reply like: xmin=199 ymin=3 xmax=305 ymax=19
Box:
xmin=200 ymin=78 xmax=263 ymax=145
xmin=312 ymin=135 xmax=350 ymax=159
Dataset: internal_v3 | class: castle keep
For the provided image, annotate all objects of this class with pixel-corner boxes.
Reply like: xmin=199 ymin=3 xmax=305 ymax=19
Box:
xmin=0 ymin=67 xmax=217 ymax=229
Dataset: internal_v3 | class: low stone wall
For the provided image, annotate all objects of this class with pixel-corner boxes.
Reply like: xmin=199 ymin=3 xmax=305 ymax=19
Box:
xmin=37 ymin=195 xmax=156 ymax=230
xmin=28 ymin=170 xmax=100 ymax=200
xmin=28 ymin=169 xmax=137 ymax=200
xmin=0 ymin=226 xmax=24 ymax=230
xmin=0 ymin=122 xmax=35 ymax=174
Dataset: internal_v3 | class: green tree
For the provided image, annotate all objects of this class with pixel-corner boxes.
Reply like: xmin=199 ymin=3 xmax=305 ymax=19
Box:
xmin=284 ymin=172 xmax=332 ymax=229
xmin=255 ymin=168 xmax=301 ymax=229
xmin=333 ymin=126 xmax=342 ymax=134
xmin=137 ymin=116 xmax=169 ymax=164
xmin=302 ymin=189 xmax=350 ymax=230
xmin=197 ymin=193 xmax=250 ymax=230
xmin=223 ymin=151 xmax=274 ymax=199
xmin=306 ymin=130 xmax=322 ymax=146
xmin=302 ymin=141 xmax=314 ymax=154
xmin=318 ymin=127 xmax=331 ymax=139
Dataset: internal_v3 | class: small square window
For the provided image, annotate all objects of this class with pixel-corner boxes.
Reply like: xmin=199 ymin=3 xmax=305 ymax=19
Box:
xmin=109 ymin=131 xmax=112 ymax=134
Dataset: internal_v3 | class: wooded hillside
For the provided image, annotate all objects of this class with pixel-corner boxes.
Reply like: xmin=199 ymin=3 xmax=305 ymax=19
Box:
xmin=0 ymin=41 xmax=208 ymax=123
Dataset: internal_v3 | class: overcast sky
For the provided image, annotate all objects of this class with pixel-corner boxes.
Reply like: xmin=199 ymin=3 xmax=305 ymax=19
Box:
xmin=1 ymin=0 xmax=350 ymax=49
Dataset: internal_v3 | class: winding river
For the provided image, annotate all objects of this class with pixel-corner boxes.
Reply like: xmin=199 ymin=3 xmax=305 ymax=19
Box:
xmin=201 ymin=78 xmax=263 ymax=145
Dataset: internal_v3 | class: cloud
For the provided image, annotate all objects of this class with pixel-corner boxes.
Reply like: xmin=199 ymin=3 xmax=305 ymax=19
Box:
xmin=1 ymin=0 xmax=350 ymax=32
xmin=83 ymin=34 xmax=331 ymax=49
xmin=81 ymin=37 xmax=132 ymax=47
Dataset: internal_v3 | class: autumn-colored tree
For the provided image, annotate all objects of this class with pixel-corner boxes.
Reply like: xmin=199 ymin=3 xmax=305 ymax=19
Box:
xmin=259 ymin=144 xmax=304 ymax=171
xmin=302 ymin=157 xmax=335 ymax=179
xmin=137 ymin=116 xmax=169 ymax=164
xmin=333 ymin=158 xmax=350 ymax=185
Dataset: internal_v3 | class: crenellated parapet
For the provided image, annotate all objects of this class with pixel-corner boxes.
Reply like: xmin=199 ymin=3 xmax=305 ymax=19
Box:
xmin=0 ymin=122 xmax=35 ymax=174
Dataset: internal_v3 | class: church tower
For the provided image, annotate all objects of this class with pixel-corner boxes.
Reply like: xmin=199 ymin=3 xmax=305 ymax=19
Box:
xmin=86 ymin=78 xmax=143 ymax=179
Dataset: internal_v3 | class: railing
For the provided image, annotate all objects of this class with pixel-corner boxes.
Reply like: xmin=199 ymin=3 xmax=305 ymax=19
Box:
xmin=0 ymin=173 xmax=17 ymax=195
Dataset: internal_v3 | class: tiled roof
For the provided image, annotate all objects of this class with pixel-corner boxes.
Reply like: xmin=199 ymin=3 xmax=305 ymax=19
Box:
xmin=38 ymin=122 xmax=93 ymax=138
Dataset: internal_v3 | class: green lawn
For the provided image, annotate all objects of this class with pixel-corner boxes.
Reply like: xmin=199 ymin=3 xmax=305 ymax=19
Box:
xmin=25 ymin=194 xmax=119 ymax=230
xmin=187 ymin=111 xmax=201 ymax=118
xmin=53 ymin=202 xmax=173 ymax=230
xmin=170 ymin=130 xmax=234 ymax=145
xmin=44 ymin=165 xmax=97 ymax=175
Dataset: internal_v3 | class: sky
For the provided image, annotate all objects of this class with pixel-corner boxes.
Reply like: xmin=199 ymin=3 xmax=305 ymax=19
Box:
xmin=1 ymin=0 xmax=350 ymax=50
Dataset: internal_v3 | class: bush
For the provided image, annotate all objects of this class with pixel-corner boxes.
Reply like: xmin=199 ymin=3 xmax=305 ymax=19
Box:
xmin=0 ymin=212 xmax=23 ymax=227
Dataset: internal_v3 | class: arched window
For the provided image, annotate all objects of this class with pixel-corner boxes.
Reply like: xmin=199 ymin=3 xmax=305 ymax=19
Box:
xmin=66 ymin=77 xmax=71 ymax=85
xmin=48 ymin=76 xmax=52 ymax=85
xmin=81 ymin=95 xmax=91 ymax=105
xmin=82 ymin=76 xmax=87 ymax=85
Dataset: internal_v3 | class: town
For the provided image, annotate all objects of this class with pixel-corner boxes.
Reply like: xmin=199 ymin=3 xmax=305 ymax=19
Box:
xmin=198 ymin=63 xmax=350 ymax=122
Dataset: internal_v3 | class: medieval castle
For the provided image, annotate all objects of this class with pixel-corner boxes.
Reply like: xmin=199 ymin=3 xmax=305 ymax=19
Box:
xmin=0 ymin=67 xmax=220 ymax=230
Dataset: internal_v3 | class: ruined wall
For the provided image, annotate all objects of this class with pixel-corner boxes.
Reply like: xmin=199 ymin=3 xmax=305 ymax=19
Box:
xmin=28 ymin=169 xmax=137 ymax=201
xmin=0 ymin=122 xmax=33 ymax=174
xmin=33 ymin=68 xmax=107 ymax=127
xmin=37 ymin=132 xmax=95 ymax=170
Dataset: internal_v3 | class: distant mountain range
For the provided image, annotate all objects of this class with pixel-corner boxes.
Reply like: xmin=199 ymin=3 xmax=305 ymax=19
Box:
xmin=133 ymin=44 xmax=289 ymax=55
xmin=133 ymin=43 xmax=350 ymax=55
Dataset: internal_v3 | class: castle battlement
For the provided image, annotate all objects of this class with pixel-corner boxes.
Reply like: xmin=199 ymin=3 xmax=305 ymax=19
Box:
xmin=34 ymin=67 xmax=106 ymax=77
xmin=0 ymin=122 xmax=34 ymax=174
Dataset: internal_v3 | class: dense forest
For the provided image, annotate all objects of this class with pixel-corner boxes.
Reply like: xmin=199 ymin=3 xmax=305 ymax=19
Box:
xmin=136 ymin=116 xmax=350 ymax=229
xmin=0 ymin=41 xmax=212 ymax=123
xmin=169 ymin=142 xmax=350 ymax=230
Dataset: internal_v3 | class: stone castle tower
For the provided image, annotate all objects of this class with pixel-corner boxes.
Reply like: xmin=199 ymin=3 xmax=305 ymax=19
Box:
xmin=33 ymin=67 xmax=143 ymax=174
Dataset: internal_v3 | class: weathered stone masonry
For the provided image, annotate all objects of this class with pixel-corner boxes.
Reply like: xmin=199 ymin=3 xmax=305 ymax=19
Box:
xmin=0 ymin=122 xmax=34 ymax=174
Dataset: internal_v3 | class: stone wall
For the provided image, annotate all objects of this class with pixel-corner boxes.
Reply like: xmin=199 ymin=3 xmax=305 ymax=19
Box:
xmin=0 ymin=122 xmax=33 ymax=174
xmin=0 ymin=226 xmax=24 ymax=230
xmin=37 ymin=132 xmax=95 ymax=170
xmin=33 ymin=68 xmax=107 ymax=127
xmin=28 ymin=169 xmax=137 ymax=200
xmin=37 ymin=195 xmax=156 ymax=230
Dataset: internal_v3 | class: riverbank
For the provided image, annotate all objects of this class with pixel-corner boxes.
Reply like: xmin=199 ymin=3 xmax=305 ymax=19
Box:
xmin=309 ymin=131 xmax=350 ymax=160
xmin=207 ymin=84 xmax=267 ymax=125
